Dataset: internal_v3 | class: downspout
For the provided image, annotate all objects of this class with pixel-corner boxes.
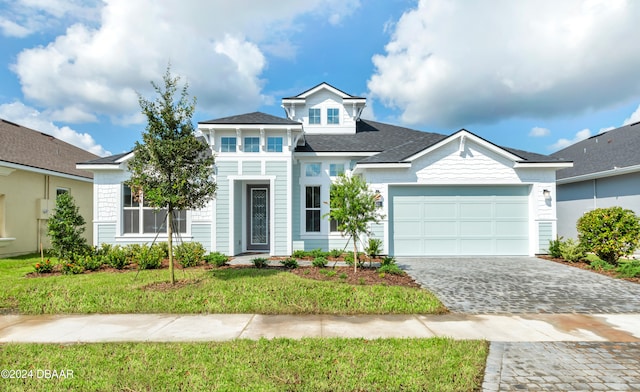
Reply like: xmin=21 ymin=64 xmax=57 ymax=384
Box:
xmin=593 ymin=179 xmax=597 ymax=210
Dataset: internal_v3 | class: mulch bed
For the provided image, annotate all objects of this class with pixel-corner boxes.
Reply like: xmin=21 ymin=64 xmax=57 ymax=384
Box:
xmin=538 ymin=255 xmax=640 ymax=284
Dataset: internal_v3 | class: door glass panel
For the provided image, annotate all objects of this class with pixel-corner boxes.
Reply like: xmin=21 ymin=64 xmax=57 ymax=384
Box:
xmin=251 ymin=189 xmax=268 ymax=244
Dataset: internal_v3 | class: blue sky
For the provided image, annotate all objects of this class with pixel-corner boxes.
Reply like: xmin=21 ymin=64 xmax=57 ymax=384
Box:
xmin=1 ymin=0 xmax=640 ymax=157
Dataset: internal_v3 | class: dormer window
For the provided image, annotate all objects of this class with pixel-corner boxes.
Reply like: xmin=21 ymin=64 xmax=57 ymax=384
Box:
xmin=309 ymin=108 xmax=321 ymax=125
xmin=327 ymin=108 xmax=340 ymax=125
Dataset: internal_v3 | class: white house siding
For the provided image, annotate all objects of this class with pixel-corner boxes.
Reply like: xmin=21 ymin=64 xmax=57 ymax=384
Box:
xmin=557 ymin=171 xmax=640 ymax=240
xmin=292 ymin=90 xmax=358 ymax=134
xmin=363 ymin=138 xmax=558 ymax=256
xmin=214 ymin=160 xmax=236 ymax=255
xmin=267 ymin=161 xmax=290 ymax=255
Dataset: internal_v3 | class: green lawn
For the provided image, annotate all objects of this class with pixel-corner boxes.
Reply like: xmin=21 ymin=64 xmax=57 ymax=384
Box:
xmin=0 ymin=255 xmax=445 ymax=315
xmin=0 ymin=338 xmax=487 ymax=391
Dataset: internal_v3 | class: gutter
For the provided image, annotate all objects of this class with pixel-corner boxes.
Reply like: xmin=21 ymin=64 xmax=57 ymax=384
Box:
xmin=557 ymin=164 xmax=640 ymax=184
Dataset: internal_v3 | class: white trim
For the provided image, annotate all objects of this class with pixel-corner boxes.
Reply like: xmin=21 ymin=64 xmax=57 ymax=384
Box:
xmin=557 ymin=164 xmax=640 ymax=184
xmin=198 ymin=123 xmax=303 ymax=131
xmin=295 ymin=152 xmax=376 ymax=157
xmin=513 ymin=162 xmax=573 ymax=169
xmin=286 ymin=156 xmax=293 ymax=255
xmin=353 ymin=163 xmax=411 ymax=171
xmin=0 ymin=161 xmax=93 ymax=182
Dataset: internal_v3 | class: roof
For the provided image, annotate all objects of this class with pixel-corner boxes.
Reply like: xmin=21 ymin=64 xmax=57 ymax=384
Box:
xmin=283 ymin=82 xmax=365 ymax=100
xmin=298 ymin=119 xmax=563 ymax=164
xmin=551 ymin=122 xmax=640 ymax=180
xmin=200 ymin=111 xmax=301 ymax=125
xmin=0 ymin=118 xmax=99 ymax=179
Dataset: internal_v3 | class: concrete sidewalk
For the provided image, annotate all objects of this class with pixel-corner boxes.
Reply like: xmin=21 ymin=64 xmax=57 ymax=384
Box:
xmin=1 ymin=313 xmax=639 ymax=343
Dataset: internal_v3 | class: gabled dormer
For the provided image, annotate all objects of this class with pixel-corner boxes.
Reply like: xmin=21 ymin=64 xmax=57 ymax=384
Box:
xmin=281 ymin=82 xmax=366 ymax=135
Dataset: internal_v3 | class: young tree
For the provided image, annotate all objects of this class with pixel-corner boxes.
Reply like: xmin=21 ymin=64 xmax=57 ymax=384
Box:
xmin=48 ymin=193 xmax=89 ymax=261
xmin=127 ymin=67 xmax=217 ymax=284
xmin=325 ymin=173 xmax=384 ymax=273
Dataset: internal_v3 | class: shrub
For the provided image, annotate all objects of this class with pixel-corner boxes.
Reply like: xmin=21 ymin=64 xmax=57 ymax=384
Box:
xmin=61 ymin=262 xmax=84 ymax=275
xmin=94 ymin=243 xmax=112 ymax=258
xmin=156 ymin=242 xmax=170 ymax=258
xmin=78 ymin=255 xmax=103 ymax=271
xmin=378 ymin=264 xmax=404 ymax=275
xmin=309 ymin=248 xmax=328 ymax=259
xmin=577 ymin=206 xmax=640 ymax=264
xmin=366 ymin=238 xmax=382 ymax=258
xmin=328 ymin=249 xmax=343 ymax=259
xmin=33 ymin=259 xmax=54 ymax=274
xmin=135 ymin=244 xmax=164 ymax=270
xmin=338 ymin=273 xmax=348 ymax=280
xmin=558 ymin=238 xmax=586 ymax=263
xmin=380 ymin=256 xmax=397 ymax=266
xmin=47 ymin=192 xmax=90 ymax=262
xmin=589 ymin=258 xmax=615 ymax=272
xmin=174 ymin=242 xmax=206 ymax=268
xmin=344 ymin=252 xmax=365 ymax=267
xmin=292 ymin=250 xmax=309 ymax=259
xmin=312 ymin=256 xmax=328 ymax=268
xmin=252 ymin=257 xmax=269 ymax=268
xmin=548 ymin=236 xmax=563 ymax=258
xmin=616 ymin=260 xmax=640 ymax=278
xmin=205 ymin=252 xmax=229 ymax=267
xmin=106 ymin=245 xmax=129 ymax=269
xmin=280 ymin=257 xmax=299 ymax=269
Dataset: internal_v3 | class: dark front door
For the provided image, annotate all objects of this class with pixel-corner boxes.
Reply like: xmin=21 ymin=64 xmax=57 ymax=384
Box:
xmin=247 ymin=185 xmax=269 ymax=251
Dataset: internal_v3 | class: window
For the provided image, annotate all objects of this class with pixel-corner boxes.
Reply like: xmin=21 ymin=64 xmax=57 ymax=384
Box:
xmin=309 ymin=108 xmax=320 ymax=124
xmin=305 ymin=186 xmax=321 ymax=232
xmin=244 ymin=137 xmax=260 ymax=152
xmin=327 ymin=108 xmax=340 ymax=124
xmin=56 ymin=188 xmax=69 ymax=197
xmin=329 ymin=163 xmax=344 ymax=177
xmin=267 ymin=137 xmax=283 ymax=152
xmin=221 ymin=137 xmax=236 ymax=152
xmin=305 ymin=163 xmax=321 ymax=177
xmin=122 ymin=185 xmax=187 ymax=235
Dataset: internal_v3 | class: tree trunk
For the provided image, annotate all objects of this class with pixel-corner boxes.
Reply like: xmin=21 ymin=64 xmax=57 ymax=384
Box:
xmin=353 ymin=236 xmax=358 ymax=274
xmin=168 ymin=209 xmax=175 ymax=284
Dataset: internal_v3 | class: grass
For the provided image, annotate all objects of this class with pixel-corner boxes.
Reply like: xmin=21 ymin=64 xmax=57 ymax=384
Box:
xmin=0 ymin=255 xmax=445 ymax=315
xmin=0 ymin=338 xmax=487 ymax=391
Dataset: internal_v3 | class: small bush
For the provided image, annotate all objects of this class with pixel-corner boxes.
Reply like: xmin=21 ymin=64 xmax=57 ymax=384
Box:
xmin=577 ymin=206 xmax=640 ymax=264
xmin=326 ymin=270 xmax=337 ymax=277
xmin=616 ymin=260 xmax=640 ymax=278
xmin=33 ymin=259 xmax=54 ymax=274
xmin=78 ymin=255 xmax=103 ymax=271
xmin=61 ymin=262 xmax=84 ymax=275
xmin=135 ymin=244 xmax=164 ymax=270
xmin=380 ymin=256 xmax=397 ymax=266
xmin=252 ymin=257 xmax=269 ymax=268
xmin=559 ymin=238 xmax=585 ymax=263
xmin=309 ymin=248 xmax=328 ymax=259
xmin=589 ymin=258 xmax=615 ymax=272
xmin=280 ymin=257 xmax=299 ymax=269
xmin=94 ymin=243 xmax=112 ymax=257
xmin=344 ymin=252 xmax=365 ymax=266
xmin=106 ymin=245 xmax=128 ymax=269
xmin=548 ymin=236 xmax=563 ymax=258
xmin=312 ymin=256 xmax=328 ymax=268
xmin=174 ymin=242 xmax=206 ymax=268
xmin=338 ymin=273 xmax=348 ymax=280
xmin=378 ymin=264 xmax=404 ymax=275
xmin=205 ymin=252 xmax=229 ymax=267
xmin=292 ymin=250 xmax=309 ymax=259
xmin=366 ymin=238 xmax=382 ymax=258
xmin=328 ymin=249 xmax=343 ymax=259
xmin=156 ymin=242 xmax=170 ymax=258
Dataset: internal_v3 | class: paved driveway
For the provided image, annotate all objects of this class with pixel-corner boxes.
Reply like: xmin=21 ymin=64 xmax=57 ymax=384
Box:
xmin=399 ymin=257 xmax=640 ymax=314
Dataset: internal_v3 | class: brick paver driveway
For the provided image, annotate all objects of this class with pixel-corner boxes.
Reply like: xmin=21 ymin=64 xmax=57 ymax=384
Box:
xmin=398 ymin=257 xmax=640 ymax=314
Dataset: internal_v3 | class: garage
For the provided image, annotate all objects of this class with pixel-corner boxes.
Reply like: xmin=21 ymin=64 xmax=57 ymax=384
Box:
xmin=389 ymin=186 xmax=530 ymax=256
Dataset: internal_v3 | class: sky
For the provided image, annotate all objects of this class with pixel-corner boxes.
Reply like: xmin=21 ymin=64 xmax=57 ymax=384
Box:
xmin=1 ymin=0 xmax=640 ymax=158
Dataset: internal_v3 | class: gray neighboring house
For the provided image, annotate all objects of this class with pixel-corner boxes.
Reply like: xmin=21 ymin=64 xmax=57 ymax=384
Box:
xmin=551 ymin=122 xmax=640 ymax=240
xmin=79 ymin=83 xmax=571 ymax=257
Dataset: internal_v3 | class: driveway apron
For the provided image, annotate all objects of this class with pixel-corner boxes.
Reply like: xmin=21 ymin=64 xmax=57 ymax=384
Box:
xmin=399 ymin=257 xmax=640 ymax=391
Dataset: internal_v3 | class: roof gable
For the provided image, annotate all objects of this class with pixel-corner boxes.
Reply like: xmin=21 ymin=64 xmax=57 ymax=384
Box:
xmin=0 ymin=118 xmax=99 ymax=179
xmin=283 ymin=82 xmax=364 ymax=100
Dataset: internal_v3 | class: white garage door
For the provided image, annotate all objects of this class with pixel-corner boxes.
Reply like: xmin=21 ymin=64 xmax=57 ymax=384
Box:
xmin=390 ymin=186 xmax=529 ymax=256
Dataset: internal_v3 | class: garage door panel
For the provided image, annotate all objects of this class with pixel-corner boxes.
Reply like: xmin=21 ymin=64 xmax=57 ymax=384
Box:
xmin=391 ymin=186 xmax=529 ymax=256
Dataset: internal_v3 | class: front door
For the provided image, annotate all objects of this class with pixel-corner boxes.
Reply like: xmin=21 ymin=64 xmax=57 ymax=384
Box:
xmin=247 ymin=185 xmax=269 ymax=251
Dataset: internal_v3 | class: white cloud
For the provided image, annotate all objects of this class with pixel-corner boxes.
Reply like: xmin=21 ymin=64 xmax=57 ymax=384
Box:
xmin=623 ymin=104 xmax=640 ymax=125
xmin=10 ymin=0 xmax=360 ymax=124
xmin=0 ymin=17 xmax=32 ymax=37
xmin=368 ymin=0 xmax=640 ymax=127
xmin=0 ymin=101 xmax=110 ymax=156
xmin=549 ymin=128 xmax=591 ymax=151
xmin=529 ymin=127 xmax=550 ymax=137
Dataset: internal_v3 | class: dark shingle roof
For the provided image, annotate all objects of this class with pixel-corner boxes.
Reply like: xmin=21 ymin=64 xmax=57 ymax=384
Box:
xmin=200 ymin=111 xmax=300 ymax=125
xmin=0 ymin=118 xmax=99 ymax=179
xmin=81 ymin=152 xmax=131 ymax=165
xmin=551 ymin=122 xmax=640 ymax=179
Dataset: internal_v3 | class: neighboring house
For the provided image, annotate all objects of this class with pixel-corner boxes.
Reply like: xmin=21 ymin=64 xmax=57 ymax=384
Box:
xmin=551 ymin=122 xmax=640 ymax=240
xmin=78 ymin=83 xmax=571 ymax=257
xmin=0 ymin=119 xmax=99 ymax=257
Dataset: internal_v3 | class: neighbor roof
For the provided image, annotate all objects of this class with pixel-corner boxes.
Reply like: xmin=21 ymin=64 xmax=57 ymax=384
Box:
xmin=551 ymin=122 xmax=640 ymax=180
xmin=0 ymin=118 xmax=99 ymax=179
xmin=200 ymin=111 xmax=301 ymax=125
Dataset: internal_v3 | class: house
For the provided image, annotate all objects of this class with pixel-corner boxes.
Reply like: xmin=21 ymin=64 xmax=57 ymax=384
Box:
xmin=551 ymin=122 xmax=640 ymax=240
xmin=0 ymin=119 xmax=99 ymax=257
xmin=78 ymin=83 xmax=571 ymax=257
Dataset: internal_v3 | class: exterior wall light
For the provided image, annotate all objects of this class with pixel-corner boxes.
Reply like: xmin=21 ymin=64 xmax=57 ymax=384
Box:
xmin=543 ymin=189 xmax=551 ymax=201
xmin=374 ymin=190 xmax=384 ymax=208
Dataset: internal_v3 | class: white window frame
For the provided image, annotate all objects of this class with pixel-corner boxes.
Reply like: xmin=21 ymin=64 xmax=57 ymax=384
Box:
xmin=304 ymin=185 xmax=321 ymax=233
xmin=267 ymin=137 xmax=283 ymax=152
xmin=244 ymin=137 xmax=260 ymax=152
xmin=305 ymin=162 xmax=321 ymax=177
xmin=221 ymin=137 xmax=237 ymax=152
xmin=308 ymin=108 xmax=321 ymax=125
xmin=327 ymin=108 xmax=340 ymax=125
xmin=122 ymin=184 xmax=188 ymax=235
xmin=329 ymin=163 xmax=344 ymax=177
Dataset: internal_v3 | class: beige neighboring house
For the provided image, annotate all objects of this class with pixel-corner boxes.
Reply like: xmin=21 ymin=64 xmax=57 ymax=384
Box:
xmin=0 ymin=118 xmax=99 ymax=257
